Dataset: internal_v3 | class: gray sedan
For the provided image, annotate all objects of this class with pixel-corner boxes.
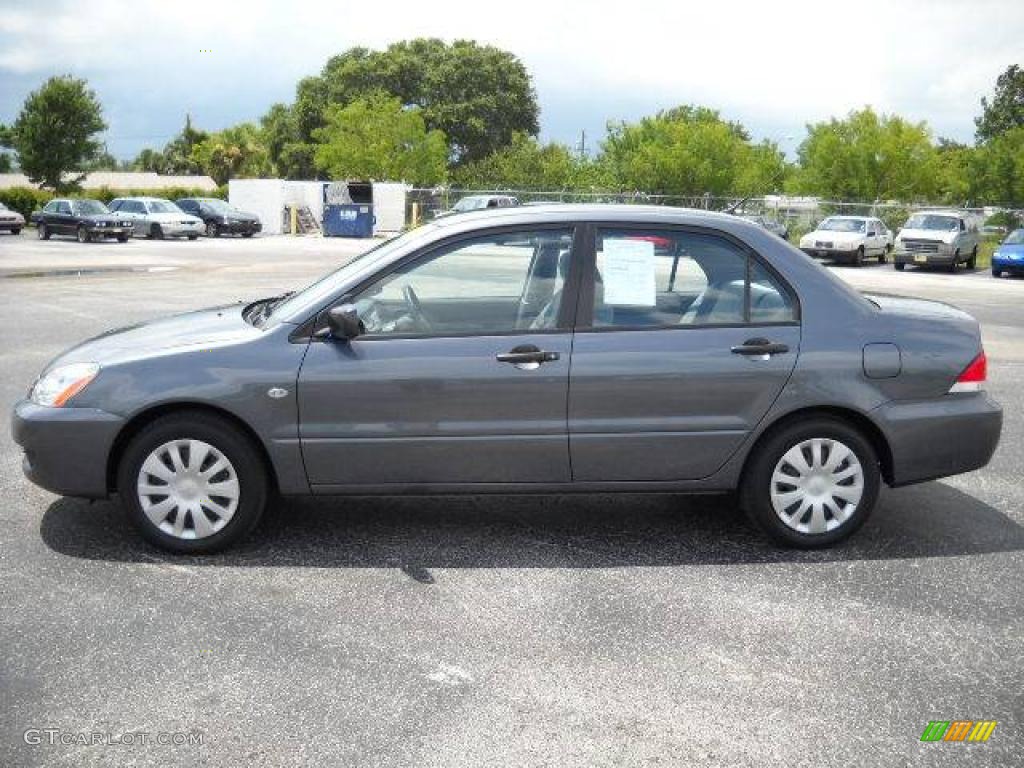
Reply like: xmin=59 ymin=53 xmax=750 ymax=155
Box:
xmin=12 ymin=205 xmax=1002 ymax=553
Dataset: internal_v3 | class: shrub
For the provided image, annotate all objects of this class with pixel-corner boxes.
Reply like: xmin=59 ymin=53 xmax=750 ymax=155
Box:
xmin=0 ymin=185 xmax=225 ymax=221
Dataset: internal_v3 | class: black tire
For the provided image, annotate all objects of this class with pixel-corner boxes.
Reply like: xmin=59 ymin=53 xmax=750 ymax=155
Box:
xmin=878 ymin=251 xmax=886 ymax=263
xmin=853 ymin=246 xmax=864 ymax=267
xmin=206 ymin=221 xmax=220 ymax=238
xmin=116 ymin=412 xmax=269 ymax=554
xmin=117 ymin=234 xmax=129 ymax=243
xmin=11 ymin=227 xmax=21 ymax=235
xmin=77 ymin=225 xmax=90 ymax=243
xmin=948 ymin=251 xmax=959 ymax=273
xmin=967 ymin=247 xmax=977 ymax=270
xmin=151 ymin=223 xmax=164 ymax=240
xmin=894 ymin=262 xmax=905 ymax=271
xmin=992 ymin=267 xmax=1002 ymax=278
xmin=740 ymin=417 xmax=880 ymax=548
xmin=37 ymin=223 xmax=49 ymax=240
xmin=187 ymin=234 xmax=198 ymax=241
xmin=242 ymin=232 xmax=254 ymax=238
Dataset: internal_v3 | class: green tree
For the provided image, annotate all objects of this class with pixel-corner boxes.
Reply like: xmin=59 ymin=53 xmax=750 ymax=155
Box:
xmin=191 ymin=123 xmax=271 ymax=185
xmin=260 ymin=102 xmax=317 ymax=179
xmin=970 ymin=126 xmax=1024 ymax=206
xmin=275 ymin=39 xmax=539 ymax=167
xmin=452 ymin=133 xmax=612 ymax=190
xmin=975 ymin=64 xmax=1024 ymax=142
xmin=131 ymin=115 xmax=208 ymax=175
xmin=601 ymin=106 xmax=786 ymax=196
xmin=791 ymin=107 xmax=936 ymax=201
xmin=312 ymin=94 xmax=448 ymax=184
xmin=8 ymin=75 xmax=106 ymax=190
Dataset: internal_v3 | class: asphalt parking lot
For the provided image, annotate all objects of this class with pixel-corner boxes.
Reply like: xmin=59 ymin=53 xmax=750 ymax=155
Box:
xmin=1 ymin=231 xmax=1022 ymax=767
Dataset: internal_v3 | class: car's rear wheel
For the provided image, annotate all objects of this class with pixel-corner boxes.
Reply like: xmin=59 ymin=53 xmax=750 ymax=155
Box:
xmin=37 ymin=224 xmax=49 ymax=240
xmin=242 ymin=232 xmax=254 ymax=238
xmin=967 ymin=247 xmax=978 ymax=270
xmin=187 ymin=234 xmax=198 ymax=241
xmin=117 ymin=234 xmax=129 ymax=243
xmin=206 ymin=221 xmax=220 ymax=238
xmin=77 ymin=225 xmax=90 ymax=243
xmin=11 ymin=227 xmax=21 ymax=235
xmin=741 ymin=417 xmax=880 ymax=548
xmin=117 ymin=412 xmax=268 ymax=554
xmin=894 ymin=262 xmax=905 ymax=271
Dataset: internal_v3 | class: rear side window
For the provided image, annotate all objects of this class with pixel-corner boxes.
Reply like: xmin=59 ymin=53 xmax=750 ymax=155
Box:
xmin=591 ymin=228 xmax=796 ymax=328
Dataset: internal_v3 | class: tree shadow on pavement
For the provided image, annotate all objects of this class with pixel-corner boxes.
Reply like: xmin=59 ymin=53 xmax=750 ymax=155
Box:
xmin=39 ymin=481 xmax=1024 ymax=571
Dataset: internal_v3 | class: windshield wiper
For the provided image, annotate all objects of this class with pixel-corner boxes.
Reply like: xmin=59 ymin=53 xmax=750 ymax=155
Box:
xmin=243 ymin=291 xmax=295 ymax=326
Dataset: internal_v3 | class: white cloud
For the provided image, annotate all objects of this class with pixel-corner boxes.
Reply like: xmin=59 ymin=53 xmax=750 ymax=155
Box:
xmin=1 ymin=0 xmax=1020 ymax=150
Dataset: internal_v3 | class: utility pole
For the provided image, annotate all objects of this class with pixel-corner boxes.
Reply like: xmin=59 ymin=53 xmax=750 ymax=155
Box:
xmin=577 ymin=129 xmax=587 ymax=160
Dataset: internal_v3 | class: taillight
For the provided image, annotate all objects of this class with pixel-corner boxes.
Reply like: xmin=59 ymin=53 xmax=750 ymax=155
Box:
xmin=949 ymin=350 xmax=987 ymax=393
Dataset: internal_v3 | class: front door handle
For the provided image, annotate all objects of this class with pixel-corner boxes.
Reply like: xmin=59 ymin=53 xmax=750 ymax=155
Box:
xmin=496 ymin=345 xmax=560 ymax=370
xmin=731 ymin=338 xmax=789 ymax=358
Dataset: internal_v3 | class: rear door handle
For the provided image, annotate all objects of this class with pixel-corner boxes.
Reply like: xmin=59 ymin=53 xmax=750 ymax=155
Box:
xmin=731 ymin=338 xmax=789 ymax=357
xmin=496 ymin=345 xmax=560 ymax=369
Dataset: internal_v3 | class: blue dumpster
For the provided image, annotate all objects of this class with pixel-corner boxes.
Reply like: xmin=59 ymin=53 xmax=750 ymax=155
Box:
xmin=323 ymin=204 xmax=374 ymax=237
xmin=323 ymin=181 xmax=374 ymax=238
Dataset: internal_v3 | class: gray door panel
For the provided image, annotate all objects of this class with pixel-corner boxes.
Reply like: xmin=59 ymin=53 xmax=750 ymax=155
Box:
xmin=568 ymin=325 xmax=800 ymax=481
xmin=298 ymin=333 xmax=572 ymax=485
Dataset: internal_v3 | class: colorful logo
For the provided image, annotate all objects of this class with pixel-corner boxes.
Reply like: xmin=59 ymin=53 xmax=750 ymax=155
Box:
xmin=920 ymin=721 xmax=997 ymax=742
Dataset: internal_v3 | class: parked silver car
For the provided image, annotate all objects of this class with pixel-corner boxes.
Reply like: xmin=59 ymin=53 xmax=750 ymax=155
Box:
xmin=108 ymin=197 xmax=204 ymax=240
xmin=12 ymin=205 xmax=1001 ymax=554
xmin=0 ymin=201 xmax=25 ymax=234
xmin=435 ymin=194 xmax=519 ymax=218
xmin=741 ymin=214 xmax=789 ymax=240
xmin=893 ymin=210 xmax=980 ymax=272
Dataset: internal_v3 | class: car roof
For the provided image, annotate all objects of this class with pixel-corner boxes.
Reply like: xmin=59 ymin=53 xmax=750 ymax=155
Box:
xmin=430 ymin=203 xmax=753 ymax=230
xmin=822 ymin=215 xmax=870 ymax=220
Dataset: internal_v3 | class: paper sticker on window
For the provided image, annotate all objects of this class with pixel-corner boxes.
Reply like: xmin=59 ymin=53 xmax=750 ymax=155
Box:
xmin=602 ymin=238 xmax=656 ymax=306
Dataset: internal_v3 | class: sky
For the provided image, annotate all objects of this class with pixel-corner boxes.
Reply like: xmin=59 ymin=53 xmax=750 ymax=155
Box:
xmin=1 ymin=0 xmax=1021 ymax=162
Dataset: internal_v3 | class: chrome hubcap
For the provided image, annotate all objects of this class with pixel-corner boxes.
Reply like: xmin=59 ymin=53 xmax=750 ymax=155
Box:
xmin=136 ymin=439 xmax=239 ymax=540
xmin=770 ymin=438 xmax=864 ymax=535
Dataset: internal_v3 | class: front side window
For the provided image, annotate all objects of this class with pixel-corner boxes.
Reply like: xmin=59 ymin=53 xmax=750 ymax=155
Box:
xmin=44 ymin=200 xmax=59 ymax=213
xmin=56 ymin=201 xmax=72 ymax=215
xmin=591 ymin=228 xmax=796 ymax=328
xmin=351 ymin=228 xmax=575 ymax=336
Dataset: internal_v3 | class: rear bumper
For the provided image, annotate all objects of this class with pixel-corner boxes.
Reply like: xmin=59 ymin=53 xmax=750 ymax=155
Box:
xmin=872 ymin=393 xmax=1002 ymax=487
xmin=11 ymin=400 xmax=124 ymax=498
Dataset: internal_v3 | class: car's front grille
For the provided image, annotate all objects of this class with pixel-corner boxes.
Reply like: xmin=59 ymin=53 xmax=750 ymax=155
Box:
xmin=902 ymin=238 xmax=941 ymax=253
xmin=815 ymin=240 xmax=833 ymax=249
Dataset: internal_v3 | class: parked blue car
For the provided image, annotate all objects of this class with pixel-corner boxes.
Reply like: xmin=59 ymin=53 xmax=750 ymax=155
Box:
xmin=992 ymin=229 xmax=1024 ymax=277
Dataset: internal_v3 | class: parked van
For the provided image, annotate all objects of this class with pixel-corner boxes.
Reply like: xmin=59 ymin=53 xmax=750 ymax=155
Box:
xmin=893 ymin=210 xmax=980 ymax=272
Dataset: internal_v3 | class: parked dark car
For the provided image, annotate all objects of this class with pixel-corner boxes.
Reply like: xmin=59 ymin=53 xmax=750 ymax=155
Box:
xmin=0 ymin=201 xmax=25 ymax=234
xmin=12 ymin=205 xmax=1001 ymax=554
xmin=31 ymin=198 xmax=133 ymax=243
xmin=175 ymin=197 xmax=261 ymax=238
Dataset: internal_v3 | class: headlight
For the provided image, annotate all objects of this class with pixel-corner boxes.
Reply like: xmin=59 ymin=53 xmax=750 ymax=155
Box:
xmin=30 ymin=362 xmax=99 ymax=407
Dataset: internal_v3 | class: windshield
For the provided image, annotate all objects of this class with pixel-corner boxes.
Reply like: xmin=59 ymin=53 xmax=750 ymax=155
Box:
xmin=0 ymin=202 xmax=7 ymax=210
xmin=904 ymin=214 xmax=959 ymax=231
xmin=201 ymin=199 xmax=234 ymax=213
xmin=148 ymin=200 xmax=180 ymax=213
xmin=266 ymin=226 xmax=440 ymax=323
xmin=452 ymin=196 xmax=487 ymax=212
xmin=1004 ymin=229 xmax=1024 ymax=245
xmin=818 ymin=218 xmax=865 ymax=232
xmin=73 ymin=199 xmax=110 ymax=215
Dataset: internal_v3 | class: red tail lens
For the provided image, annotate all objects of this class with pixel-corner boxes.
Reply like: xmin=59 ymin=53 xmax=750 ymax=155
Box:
xmin=949 ymin=351 xmax=986 ymax=393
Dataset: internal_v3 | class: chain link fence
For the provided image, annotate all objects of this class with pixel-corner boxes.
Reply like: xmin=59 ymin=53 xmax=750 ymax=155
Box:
xmin=406 ymin=188 xmax=1012 ymax=242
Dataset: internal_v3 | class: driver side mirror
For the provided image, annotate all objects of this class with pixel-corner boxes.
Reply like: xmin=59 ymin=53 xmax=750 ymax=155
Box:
xmin=326 ymin=304 xmax=363 ymax=340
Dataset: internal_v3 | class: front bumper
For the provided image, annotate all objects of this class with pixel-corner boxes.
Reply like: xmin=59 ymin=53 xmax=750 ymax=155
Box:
xmin=872 ymin=393 xmax=1002 ymax=487
xmin=11 ymin=400 xmax=125 ymax=498
xmin=992 ymin=257 xmax=1024 ymax=274
xmin=161 ymin=221 xmax=204 ymax=237
xmin=800 ymin=246 xmax=860 ymax=262
xmin=86 ymin=225 xmax=132 ymax=237
xmin=221 ymin=220 xmax=261 ymax=235
xmin=893 ymin=249 xmax=954 ymax=266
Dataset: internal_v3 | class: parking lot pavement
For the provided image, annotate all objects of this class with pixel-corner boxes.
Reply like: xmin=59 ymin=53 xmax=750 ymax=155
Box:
xmin=1 ymin=233 xmax=1021 ymax=767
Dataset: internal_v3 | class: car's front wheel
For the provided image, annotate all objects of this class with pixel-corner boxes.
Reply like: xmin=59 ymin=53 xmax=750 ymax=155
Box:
xmin=206 ymin=221 xmax=220 ymax=238
xmin=77 ymin=225 xmax=90 ymax=243
xmin=117 ymin=412 xmax=268 ymax=554
xmin=967 ymin=247 xmax=978 ymax=270
xmin=741 ymin=417 xmax=880 ymax=548
xmin=853 ymin=246 xmax=864 ymax=267
xmin=37 ymin=224 xmax=49 ymax=240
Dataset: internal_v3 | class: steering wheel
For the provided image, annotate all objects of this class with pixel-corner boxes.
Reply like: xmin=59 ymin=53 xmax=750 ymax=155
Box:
xmin=401 ymin=284 xmax=435 ymax=332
